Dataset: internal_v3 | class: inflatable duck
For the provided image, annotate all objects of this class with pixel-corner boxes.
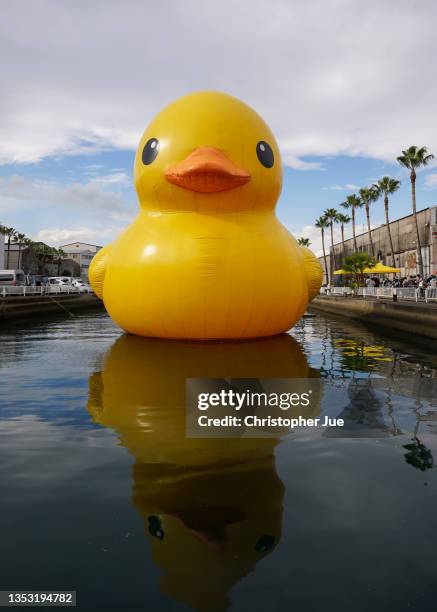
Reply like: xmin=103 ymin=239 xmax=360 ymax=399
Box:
xmin=87 ymin=334 xmax=321 ymax=610
xmin=89 ymin=91 xmax=323 ymax=339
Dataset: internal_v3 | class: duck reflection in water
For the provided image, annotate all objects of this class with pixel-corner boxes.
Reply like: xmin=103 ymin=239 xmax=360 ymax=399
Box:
xmin=87 ymin=334 xmax=320 ymax=611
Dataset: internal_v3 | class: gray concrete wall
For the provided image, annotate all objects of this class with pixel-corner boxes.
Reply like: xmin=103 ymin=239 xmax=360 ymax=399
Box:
xmin=310 ymin=295 xmax=437 ymax=340
xmin=0 ymin=233 xmax=4 ymax=268
xmin=321 ymin=206 xmax=437 ymax=280
xmin=0 ymin=293 xmax=104 ymax=322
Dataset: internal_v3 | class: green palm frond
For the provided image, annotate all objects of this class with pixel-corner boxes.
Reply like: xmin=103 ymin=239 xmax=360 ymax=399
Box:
xmin=341 ymin=194 xmax=363 ymax=210
xmin=337 ymin=213 xmax=351 ymax=224
xmin=315 ymin=215 xmax=329 ymax=229
xmin=323 ymin=207 xmax=339 ymax=221
xmin=359 ymin=186 xmax=379 ymax=205
xmin=397 ymin=145 xmax=434 ymax=170
xmin=374 ymin=176 xmax=401 ymax=196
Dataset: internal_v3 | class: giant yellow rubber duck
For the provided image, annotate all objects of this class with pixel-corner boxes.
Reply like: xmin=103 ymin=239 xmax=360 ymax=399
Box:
xmin=87 ymin=334 xmax=321 ymax=611
xmin=89 ymin=91 xmax=323 ymax=339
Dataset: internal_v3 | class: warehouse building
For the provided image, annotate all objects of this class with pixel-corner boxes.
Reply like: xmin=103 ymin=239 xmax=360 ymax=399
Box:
xmin=319 ymin=206 xmax=437 ymax=283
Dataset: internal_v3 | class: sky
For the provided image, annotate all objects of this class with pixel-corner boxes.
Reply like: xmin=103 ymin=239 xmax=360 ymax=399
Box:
xmin=1 ymin=0 xmax=437 ymax=255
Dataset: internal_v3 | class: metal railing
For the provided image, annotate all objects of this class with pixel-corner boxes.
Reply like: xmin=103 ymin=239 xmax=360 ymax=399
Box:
xmin=1 ymin=285 xmax=93 ymax=298
xmin=320 ymin=286 xmax=437 ymax=303
xmin=425 ymin=287 xmax=437 ymax=303
xmin=330 ymin=286 xmax=353 ymax=296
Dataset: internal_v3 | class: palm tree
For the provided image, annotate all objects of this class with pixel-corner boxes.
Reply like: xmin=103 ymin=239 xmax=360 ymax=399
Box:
xmin=359 ymin=187 xmax=379 ymax=257
xmin=315 ymin=215 xmax=329 ymax=284
xmin=337 ymin=212 xmax=351 ymax=264
xmin=297 ymin=237 xmax=311 ymax=246
xmin=397 ymin=146 xmax=434 ymax=277
xmin=13 ymin=232 xmax=27 ymax=269
xmin=341 ymin=194 xmax=362 ymax=253
xmin=2 ymin=226 xmax=17 ymax=268
xmin=324 ymin=208 xmax=339 ymax=274
xmin=19 ymin=237 xmax=33 ymax=274
xmin=55 ymin=248 xmax=66 ymax=274
xmin=0 ymin=224 xmax=7 ymax=267
xmin=373 ymin=177 xmax=400 ymax=267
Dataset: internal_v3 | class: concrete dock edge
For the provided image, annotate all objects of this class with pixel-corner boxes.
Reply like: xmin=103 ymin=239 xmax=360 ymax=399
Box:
xmin=0 ymin=293 xmax=105 ymax=322
xmin=310 ymin=295 xmax=437 ymax=341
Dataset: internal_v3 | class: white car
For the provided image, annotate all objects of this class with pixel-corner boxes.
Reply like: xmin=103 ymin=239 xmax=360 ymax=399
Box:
xmin=47 ymin=277 xmax=74 ymax=292
xmin=71 ymin=278 xmax=91 ymax=292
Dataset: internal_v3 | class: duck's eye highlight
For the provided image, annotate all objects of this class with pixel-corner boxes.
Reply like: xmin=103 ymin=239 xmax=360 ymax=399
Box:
xmin=142 ymin=138 xmax=159 ymax=165
xmin=256 ymin=141 xmax=274 ymax=168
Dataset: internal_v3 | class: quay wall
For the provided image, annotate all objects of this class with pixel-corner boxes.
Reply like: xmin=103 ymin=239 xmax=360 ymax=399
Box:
xmin=310 ymin=296 xmax=437 ymax=340
xmin=0 ymin=293 xmax=104 ymax=322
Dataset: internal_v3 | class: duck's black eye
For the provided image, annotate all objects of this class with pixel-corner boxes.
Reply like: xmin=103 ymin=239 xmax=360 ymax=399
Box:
xmin=142 ymin=138 xmax=159 ymax=165
xmin=148 ymin=515 xmax=164 ymax=540
xmin=255 ymin=534 xmax=275 ymax=553
xmin=256 ymin=141 xmax=274 ymax=168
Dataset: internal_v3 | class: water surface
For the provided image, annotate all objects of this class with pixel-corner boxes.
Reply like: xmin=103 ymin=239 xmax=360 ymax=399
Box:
xmin=0 ymin=312 xmax=436 ymax=611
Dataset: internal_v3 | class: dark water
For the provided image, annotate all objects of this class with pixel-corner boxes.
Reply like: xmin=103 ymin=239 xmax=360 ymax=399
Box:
xmin=0 ymin=311 xmax=436 ymax=611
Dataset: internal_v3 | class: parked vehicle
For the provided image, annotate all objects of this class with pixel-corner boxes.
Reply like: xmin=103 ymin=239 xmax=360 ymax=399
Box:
xmin=0 ymin=269 xmax=26 ymax=286
xmin=46 ymin=277 xmax=74 ymax=293
xmin=47 ymin=277 xmax=73 ymax=286
xmin=71 ymin=278 xmax=91 ymax=292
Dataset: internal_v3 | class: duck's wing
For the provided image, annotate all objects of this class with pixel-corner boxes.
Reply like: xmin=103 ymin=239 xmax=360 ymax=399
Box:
xmin=300 ymin=245 xmax=323 ymax=301
xmin=89 ymin=243 xmax=112 ymax=299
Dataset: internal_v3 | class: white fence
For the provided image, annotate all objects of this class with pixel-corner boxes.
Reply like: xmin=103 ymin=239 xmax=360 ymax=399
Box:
xmin=320 ymin=286 xmax=437 ymax=303
xmin=1 ymin=285 xmax=93 ymax=297
xmin=425 ymin=287 xmax=437 ymax=303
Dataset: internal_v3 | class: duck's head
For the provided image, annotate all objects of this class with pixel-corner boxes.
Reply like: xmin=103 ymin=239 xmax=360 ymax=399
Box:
xmin=134 ymin=91 xmax=282 ymax=212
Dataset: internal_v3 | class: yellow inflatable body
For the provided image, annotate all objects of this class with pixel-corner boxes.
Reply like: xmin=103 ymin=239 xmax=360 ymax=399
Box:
xmin=87 ymin=335 xmax=321 ymax=610
xmin=89 ymin=91 xmax=322 ymax=339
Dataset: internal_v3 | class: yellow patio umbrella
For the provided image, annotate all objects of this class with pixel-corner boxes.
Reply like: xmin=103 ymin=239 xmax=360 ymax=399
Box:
xmin=362 ymin=262 xmax=400 ymax=274
xmin=333 ymin=269 xmax=351 ymax=275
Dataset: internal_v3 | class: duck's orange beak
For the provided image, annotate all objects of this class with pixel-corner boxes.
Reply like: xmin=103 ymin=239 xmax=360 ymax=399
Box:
xmin=164 ymin=146 xmax=251 ymax=193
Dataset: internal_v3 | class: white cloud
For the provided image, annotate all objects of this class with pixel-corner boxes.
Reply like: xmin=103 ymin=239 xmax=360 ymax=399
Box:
xmin=35 ymin=227 xmax=113 ymax=246
xmin=281 ymin=154 xmax=325 ymax=171
xmin=0 ymin=175 xmax=127 ymax=213
xmin=0 ymin=175 xmax=136 ymax=245
xmin=89 ymin=172 xmax=130 ymax=185
xmin=323 ymin=183 xmax=360 ymax=191
xmin=1 ymin=1 xmax=437 ymax=169
xmin=424 ymin=173 xmax=437 ymax=189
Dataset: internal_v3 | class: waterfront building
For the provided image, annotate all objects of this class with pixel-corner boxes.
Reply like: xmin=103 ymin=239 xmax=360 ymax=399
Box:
xmin=0 ymin=232 xmax=4 ymax=268
xmin=59 ymin=242 xmax=102 ymax=280
xmin=5 ymin=242 xmax=80 ymax=277
xmin=319 ymin=206 xmax=437 ymax=283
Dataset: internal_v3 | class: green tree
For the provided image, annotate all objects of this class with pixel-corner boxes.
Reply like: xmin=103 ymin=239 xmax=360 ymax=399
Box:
xmin=359 ymin=187 xmax=379 ymax=257
xmin=324 ymin=208 xmax=339 ymax=273
xmin=343 ymin=252 xmax=376 ymax=286
xmin=55 ymin=248 xmax=66 ymax=274
xmin=315 ymin=215 xmax=330 ymax=284
xmin=0 ymin=224 xmax=7 ymax=267
xmin=397 ymin=146 xmax=434 ymax=277
xmin=297 ymin=237 xmax=311 ymax=246
xmin=336 ymin=212 xmax=351 ymax=264
xmin=373 ymin=176 xmax=400 ymax=267
xmin=13 ymin=232 xmax=27 ymax=270
xmin=1 ymin=226 xmax=17 ymax=268
xmin=341 ymin=194 xmax=363 ymax=253
xmin=32 ymin=243 xmax=52 ymax=274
